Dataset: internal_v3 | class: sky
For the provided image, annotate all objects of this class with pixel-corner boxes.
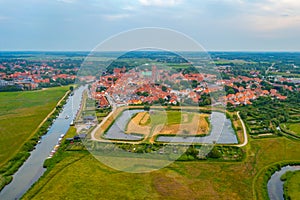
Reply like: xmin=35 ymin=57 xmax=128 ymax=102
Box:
xmin=0 ymin=0 xmax=300 ymax=51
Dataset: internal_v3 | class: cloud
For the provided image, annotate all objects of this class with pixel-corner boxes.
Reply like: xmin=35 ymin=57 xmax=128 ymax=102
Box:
xmin=245 ymin=15 xmax=300 ymax=33
xmin=57 ymin=0 xmax=77 ymax=3
xmin=0 ymin=16 xmax=9 ymax=22
xmin=209 ymin=0 xmax=300 ymax=31
xmin=103 ymin=14 xmax=131 ymax=21
xmin=122 ymin=5 xmax=136 ymax=11
xmin=138 ymin=0 xmax=183 ymax=7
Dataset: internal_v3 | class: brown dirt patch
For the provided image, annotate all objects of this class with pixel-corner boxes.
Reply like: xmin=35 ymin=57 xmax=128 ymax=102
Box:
xmin=126 ymin=112 xmax=151 ymax=135
xmin=139 ymin=112 xmax=150 ymax=125
xmin=153 ymin=114 xmax=209 ymax=135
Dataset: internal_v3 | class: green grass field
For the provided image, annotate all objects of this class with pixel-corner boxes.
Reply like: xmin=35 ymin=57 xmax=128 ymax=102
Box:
xmin=283 ymin=171 xmax=300 ymax=200
xmin=286 ymin=123 xmax=300 ymax=136
xmin=145 ymin=111 xmax=193 ymax=127
xmin=0 ymin=87 xmax=69 ymax=166
xmin=22 ymin=136 xmax=300 ymax=200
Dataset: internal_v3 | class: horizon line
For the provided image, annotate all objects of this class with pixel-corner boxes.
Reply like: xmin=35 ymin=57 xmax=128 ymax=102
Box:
xmin=1 ymin=50 xmax=300 ymax=53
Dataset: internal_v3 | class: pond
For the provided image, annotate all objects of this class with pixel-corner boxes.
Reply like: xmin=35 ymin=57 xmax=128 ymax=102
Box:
xmin=156 ymin=111 xmax=238 ymax=144
xmin=103 ymin=110 xmax=238 ymax=144
xmin=104 ymin=109 xmax=145 ymax=141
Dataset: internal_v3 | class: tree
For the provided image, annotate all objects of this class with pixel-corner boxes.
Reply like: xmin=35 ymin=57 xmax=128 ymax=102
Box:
xmin=251 ymin=84 xmax=257 ymax=89
xmin=227 ymin=102 xmax=235 ymax=112
xmin=143 ymin=105 xmax=150 ymax=111
xmin=191 ymin=80 xmax=198 ymax=88
xmin=227 ymin=88 xmax=235 ymax=95
xmin=69 ymin=86 xmax=74 ymax=91
xmin=208 ymin=147 xmax=221 ymax=158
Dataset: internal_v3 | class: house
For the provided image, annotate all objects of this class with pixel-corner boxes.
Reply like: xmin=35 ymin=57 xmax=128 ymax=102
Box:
xmin=169 ymin=98 xmax=177 ymax=105
xmin=74 ymin=134 xmax=87 ymax=140
xmin=98 ymin=96 xmax=110 ymax=108
xmin=83 ymin=116 xmax=96 ymax=123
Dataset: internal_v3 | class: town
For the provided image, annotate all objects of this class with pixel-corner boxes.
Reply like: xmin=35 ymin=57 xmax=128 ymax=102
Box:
xmin=0 ymin=55 xmax=79 ymax=91
xmin=90 ymin=64 xmax=299 ymax=109
xmin=1 ymin=51 xmax=300 ymax=200
xmin=1 ymin=54 xmax=299 ymax=109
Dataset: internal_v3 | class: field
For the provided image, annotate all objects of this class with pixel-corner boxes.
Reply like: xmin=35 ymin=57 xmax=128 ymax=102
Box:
xmin=152 ymin=113 xmax=209 ymax=135
xmin=146 ymin=111 xmax=192 ymax=126
xmin=22 ymin=136 xmax=300 ymax=200
xmin=283 ymin=171 xmax=300 ymax=200
xmin=285 ymin=123 xmax=300 ymax=136
xmin=239 ymin=98 xmax=300 ymax=137
xmin=0 ymin=87 xmax=69 ymax=166
xmin=126 ymin=111 xmax=209 ymax=142
xmin=126 ymin=112 xmax=151 ymax=135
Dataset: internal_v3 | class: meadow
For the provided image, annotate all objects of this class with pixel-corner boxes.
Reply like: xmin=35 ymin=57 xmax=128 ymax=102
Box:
xmin=285 ymin=123 xmax=300 ymax=136
xmin=0 ymin=86 xmax=69 ymax=166
xmin=282 ymin=171 xmax=300 ymax=200
xmin=22 ymin=132 xmax=300 ymax=200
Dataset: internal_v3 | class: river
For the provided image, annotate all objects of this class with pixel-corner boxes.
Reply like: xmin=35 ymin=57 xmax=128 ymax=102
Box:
xmin=0 ymin=86 xmax=85 ymax=200
xmin=267 ymin=165 xmax=300 ymax=200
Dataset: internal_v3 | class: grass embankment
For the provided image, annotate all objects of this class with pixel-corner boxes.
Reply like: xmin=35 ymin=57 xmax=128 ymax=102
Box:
xmin=0 ymin=86 xmax=70 ymax=191
xmin=22 ymin=135 xmax=300 ymax=200
xmin=282 ymin=170 xmax=300 ymax=200
xmin=284 ymin=123 xmax=300 ymax=136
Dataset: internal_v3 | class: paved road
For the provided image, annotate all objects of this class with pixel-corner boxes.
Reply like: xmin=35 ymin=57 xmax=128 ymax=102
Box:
xmin=235 ymin=111 xmax=248 ymax=147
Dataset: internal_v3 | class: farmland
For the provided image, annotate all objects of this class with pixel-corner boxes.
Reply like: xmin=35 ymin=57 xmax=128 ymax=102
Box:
xmin=127 ymin=110 xmax=209 ymax=136
xmin=22 ymin=131 xmax=300 ymax=200
xmin=0 ymin=86 xmax=69 ymax=166
xmin=284 ymin=123 xmax=300 ymax=136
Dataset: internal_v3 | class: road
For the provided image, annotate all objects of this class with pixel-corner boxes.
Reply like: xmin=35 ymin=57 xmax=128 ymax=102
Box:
xmin=235 ymin=111 xmax=248 ymax=147
xmin=265 ymin=62 xmax=275 ymax=75
xmin=90 ymin=94 xmax=116 ymax=141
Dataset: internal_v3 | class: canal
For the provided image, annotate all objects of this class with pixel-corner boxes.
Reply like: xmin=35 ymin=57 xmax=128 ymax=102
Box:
xmin=0 ymin=86 xmax=85 ymax=200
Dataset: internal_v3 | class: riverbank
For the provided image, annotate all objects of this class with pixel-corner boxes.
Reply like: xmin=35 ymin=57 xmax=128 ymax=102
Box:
xmin=0 ymin=86 xmax=85 ymax=199
xmin=282 ymin=170 xmax=300 ymax=200
xmin=0 ymin=87 xmax=71 ymax=192
xmin=253 ymin=160 xmax=300 ymax=200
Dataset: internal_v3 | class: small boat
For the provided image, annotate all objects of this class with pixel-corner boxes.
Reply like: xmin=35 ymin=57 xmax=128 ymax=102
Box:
xmin=65 ymin=115 xmax=70 ymax=119
xmin=38 ymin=140 xmax=41 ymax=144
xmin=60 ymin=134 xmax=64 ymax=138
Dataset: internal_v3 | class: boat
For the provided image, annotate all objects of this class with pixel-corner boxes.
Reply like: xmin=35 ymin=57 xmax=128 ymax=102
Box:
xmin=65 ymin=115 xmax=70 ymax=119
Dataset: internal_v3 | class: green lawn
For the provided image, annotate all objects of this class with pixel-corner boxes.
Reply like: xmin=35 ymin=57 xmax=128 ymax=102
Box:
xmin=22 ymin=136 xmax=300 ymax=200
xmin=146 ymin=111 xmax=193 ymax=126
xmin=0 ymin=87 xmax=69 ymax=166
xmin=283 ymin=171 xmax=300 ymax=200
xmin=286 ymin=123 xmax=300 ymax=136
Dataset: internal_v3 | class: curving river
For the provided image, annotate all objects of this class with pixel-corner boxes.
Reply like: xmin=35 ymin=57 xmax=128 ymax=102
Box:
xmin=0 ymin=86 xmax=85 ymax=200
xmin=267 ymin=165 xmax=300 ymax=200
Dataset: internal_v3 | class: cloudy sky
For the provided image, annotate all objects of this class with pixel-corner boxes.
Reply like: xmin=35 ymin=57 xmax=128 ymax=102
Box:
xmin=0 ymin=0 xmax=299 ymax=51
